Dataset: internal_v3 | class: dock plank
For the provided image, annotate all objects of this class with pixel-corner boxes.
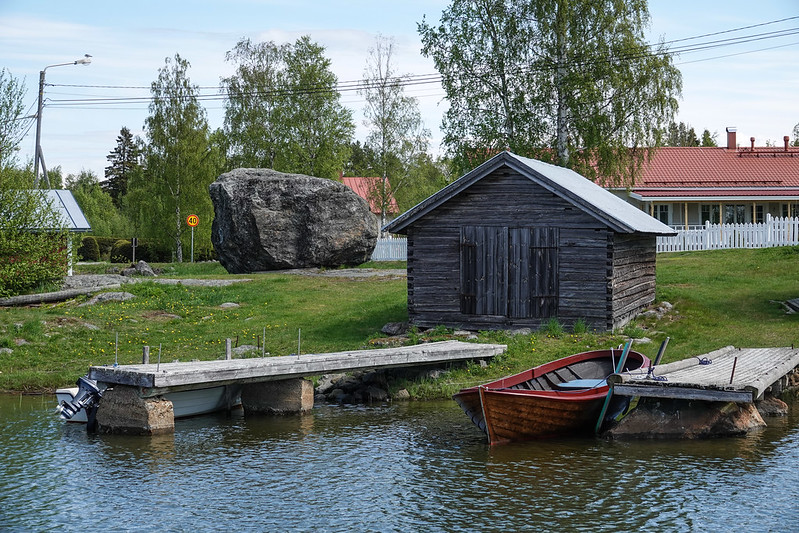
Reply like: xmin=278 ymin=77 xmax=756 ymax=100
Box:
xmin=88 ymin=340 xmax=506 ymax=396
xmin=609 ymin=346 xmax=799 ymax=402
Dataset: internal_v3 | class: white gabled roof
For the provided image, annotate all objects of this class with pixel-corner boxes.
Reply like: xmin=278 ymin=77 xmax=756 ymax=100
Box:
xmin=384 ymin=151 xmax=676 ymax=236
xmin=45 ymin=190 xmax=92 ymax=232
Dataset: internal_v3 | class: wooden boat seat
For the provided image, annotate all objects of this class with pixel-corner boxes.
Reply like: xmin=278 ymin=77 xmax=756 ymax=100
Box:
xmin=556 ymin=378 xmax=606 ymax=390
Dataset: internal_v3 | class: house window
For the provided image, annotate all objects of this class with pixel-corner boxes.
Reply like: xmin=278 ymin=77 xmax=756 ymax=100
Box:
xmin=655 ymin=205 xmax=669 ymax=225
xmin=783 ymin=203 xmax=799 ymax=218
xmin=701 ymin=204 xmax=720 ymax=224
xmin=724 ymin=204 xmax=746 ymax=224
xmin=754 ymin=205 xmax=764 ymax=223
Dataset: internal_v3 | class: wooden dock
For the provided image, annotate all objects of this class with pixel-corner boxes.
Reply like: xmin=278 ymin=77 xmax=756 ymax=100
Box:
xmin=609 ymin=346 xmax=799 ymax=403
xmin=89 ymin=340 xmax=506 ymax=397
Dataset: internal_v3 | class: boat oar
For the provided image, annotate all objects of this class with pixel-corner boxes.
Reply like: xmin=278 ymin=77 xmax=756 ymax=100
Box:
xmin=594 ymin=340 xmax=632 ymax=434
xmin=646 ymin=337 xmax=670 ymax=378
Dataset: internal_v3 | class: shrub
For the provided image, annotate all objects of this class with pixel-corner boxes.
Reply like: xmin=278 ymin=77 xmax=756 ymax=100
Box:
xmin=94 ymin=236 xmax=119 ymax=260
xmin=110 ymin=239 xmax=132 ymax=263
xmin=0 ymin=187 xmax=70 ymax=297
xmin=195 ymin=246 xmax=217 ymax=262
xmin=0 ymin=232 xmax=69 ymax=297
xmin=78 ymin=236 xmax=100 ymax=261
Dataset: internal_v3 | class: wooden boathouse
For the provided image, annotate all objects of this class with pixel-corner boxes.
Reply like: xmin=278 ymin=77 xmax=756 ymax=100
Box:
xmin=383 ymin=152 xmax=676 ymax=331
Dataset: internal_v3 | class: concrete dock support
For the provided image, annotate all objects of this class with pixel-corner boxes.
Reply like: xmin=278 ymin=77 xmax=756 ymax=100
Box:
xmin=95 ymin=385 xmax=175 ymax=435
xmin=241 ymin=378 xmax=314 ymax=415
xmin=605 ymin=398 xmax=766 ymax=439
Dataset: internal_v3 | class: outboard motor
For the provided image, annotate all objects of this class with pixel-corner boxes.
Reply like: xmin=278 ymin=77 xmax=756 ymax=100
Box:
xmin=58 ymin=376 xmax=103 ymax=431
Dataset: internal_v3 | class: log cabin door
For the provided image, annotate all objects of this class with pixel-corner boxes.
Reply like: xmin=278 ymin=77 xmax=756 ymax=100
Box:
xmin=460 ymin=226 xmax=559 ymax=318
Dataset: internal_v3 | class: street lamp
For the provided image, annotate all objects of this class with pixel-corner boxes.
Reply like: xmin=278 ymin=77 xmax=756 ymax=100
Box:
xmin=33 ymin=54 xmax=92 ymax=188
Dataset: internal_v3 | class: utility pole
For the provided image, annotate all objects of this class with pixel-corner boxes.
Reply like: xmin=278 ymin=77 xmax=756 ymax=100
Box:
xmin=33 ymin=54 xmax=92 ymax=188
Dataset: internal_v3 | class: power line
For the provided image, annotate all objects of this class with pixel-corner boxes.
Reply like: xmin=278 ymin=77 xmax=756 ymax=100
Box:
xmin=38 ymin=16 xmax=799 ymax=111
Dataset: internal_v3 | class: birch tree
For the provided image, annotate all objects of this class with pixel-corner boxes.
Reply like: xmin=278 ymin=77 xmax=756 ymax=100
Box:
xmin=140 ymin=54 xmax=218 ymax=261
xmin=222 ymin=36 xmax=354 ymax=178
xmin=419 ymin=0 xmax=682 ymax=183
xmin=0 ymin=68 xmax=27 ymax=172
xmin=359 ymin=35 xmax=430 ymax=226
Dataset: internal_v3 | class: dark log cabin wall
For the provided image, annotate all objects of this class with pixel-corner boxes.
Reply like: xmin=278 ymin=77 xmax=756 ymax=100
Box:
xmin=609 ymin=233 xmax=658 ymax=328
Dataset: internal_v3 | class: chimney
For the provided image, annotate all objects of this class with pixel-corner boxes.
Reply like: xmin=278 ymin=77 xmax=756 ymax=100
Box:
xmin=785 ymin=136 xmax=790 ymax=152
xmin=726 ymin=127 xmax=737 ymax=150
xmin=750 ymin=137 xmax=755 ymax=150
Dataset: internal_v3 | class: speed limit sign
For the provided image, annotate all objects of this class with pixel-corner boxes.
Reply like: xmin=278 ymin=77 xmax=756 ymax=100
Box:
xmin=186 ymin=214 xmax=199 ymax=227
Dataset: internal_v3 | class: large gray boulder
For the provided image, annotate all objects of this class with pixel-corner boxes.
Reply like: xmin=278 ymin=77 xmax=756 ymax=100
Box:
xmin=210 ymin=168 xmax=379 ymax=273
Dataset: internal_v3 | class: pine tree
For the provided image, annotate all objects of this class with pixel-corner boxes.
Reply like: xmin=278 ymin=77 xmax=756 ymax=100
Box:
xmin=103 ymin=127 xmax=141 ymax=207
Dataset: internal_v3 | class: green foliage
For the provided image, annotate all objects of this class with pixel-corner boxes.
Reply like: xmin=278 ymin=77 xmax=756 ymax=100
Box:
xmin=78 ymin=236 xmax=100 ymax=261
xmin=359 ymin=35 xmax=431 ymax=220
xmin=343 ymin=141 xmax=379 ymax=177
xmin=103 ymin=127 xmax=142 ymax=206
xmin=222 ymin=35 xmax=354 ymax=178
xmin=67 ymin=169 xmax=131 ymax=236
xmin=660 ymin=121 xmax=700 ymax=147
xmin=138 ymin=53 xmax=220 ymax=263
xmin=0 ymin=68 xmax=27 ymax=170
xmin=0 ymin=180 xmax=70 ymax=297
xmin=701 ymin=129 xmax=718 ymax=147
xmin=110 ymin=239 xmax=132 ymax=263
xmin=419 ymin=0 xmax=682 ymax=183
xmin=93 ymin=237 xmax=119 ymax=260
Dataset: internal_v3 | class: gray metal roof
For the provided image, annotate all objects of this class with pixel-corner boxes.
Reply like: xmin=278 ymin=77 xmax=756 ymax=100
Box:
xmin=384 ymin=151 xmax=676 ymax=236
xmin=45 ymin=190 xmax=91 ymax=232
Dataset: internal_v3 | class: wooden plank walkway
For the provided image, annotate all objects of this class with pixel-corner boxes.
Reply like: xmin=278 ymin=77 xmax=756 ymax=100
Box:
xmin=609 ymin=346 xmax=799 ymax=402
xmin=88 ymin=340 xmax=506 ymax=397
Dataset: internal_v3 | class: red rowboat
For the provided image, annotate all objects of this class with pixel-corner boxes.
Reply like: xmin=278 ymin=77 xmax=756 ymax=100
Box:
xmin=454 ymin=347 xmax=650 ymax=444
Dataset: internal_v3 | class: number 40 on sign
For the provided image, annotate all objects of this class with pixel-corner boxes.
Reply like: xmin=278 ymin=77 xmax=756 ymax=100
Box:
xmin=186 ymin=214 xmax=199 ymax=262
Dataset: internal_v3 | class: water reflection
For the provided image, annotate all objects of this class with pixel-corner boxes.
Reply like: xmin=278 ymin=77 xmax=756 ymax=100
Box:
xmin=1 ymin=394 xmax=798 ymax=531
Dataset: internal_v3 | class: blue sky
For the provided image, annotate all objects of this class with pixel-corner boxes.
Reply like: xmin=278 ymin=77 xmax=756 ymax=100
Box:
xmin=1 ymin=0 xmax=798 ymax=180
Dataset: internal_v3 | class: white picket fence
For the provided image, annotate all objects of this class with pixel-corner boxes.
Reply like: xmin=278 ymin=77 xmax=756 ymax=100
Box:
xmin=371 ymin=235 xmax=408 ymax=261
xmin=657 ymin=216 xmax=799 ymax=253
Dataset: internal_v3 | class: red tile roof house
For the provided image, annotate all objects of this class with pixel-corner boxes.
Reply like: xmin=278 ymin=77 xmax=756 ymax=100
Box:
xmin=609 ymin=128 xmax=799 ymax=228
xmin=340 ymin=175 xmax=400 ymax=226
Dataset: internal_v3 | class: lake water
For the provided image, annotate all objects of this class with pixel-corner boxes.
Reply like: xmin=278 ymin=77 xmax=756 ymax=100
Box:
xmin=1 ymin=394 xmax=798 ymax=532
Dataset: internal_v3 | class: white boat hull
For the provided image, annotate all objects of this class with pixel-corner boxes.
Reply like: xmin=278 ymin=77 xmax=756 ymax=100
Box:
xmin=57 ymin=384 xmax=241 ymax=423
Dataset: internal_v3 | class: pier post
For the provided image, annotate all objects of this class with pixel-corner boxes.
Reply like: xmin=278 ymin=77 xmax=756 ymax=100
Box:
xmin=241 ymin=378 xmax=314 ymax=415
xmin=95 ymin=385 xmax=175 ymax=435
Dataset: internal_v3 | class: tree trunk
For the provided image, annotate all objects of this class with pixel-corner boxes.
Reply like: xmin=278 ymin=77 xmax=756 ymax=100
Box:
xmin=555 ymin=1 xmax=569 ymax=167
xmin=175 ymin=202 xmax=183 ymax=263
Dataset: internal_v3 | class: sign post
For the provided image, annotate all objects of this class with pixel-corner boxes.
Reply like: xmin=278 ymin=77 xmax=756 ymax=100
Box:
xmin=186 ymin=214 xmax=199 ymax=263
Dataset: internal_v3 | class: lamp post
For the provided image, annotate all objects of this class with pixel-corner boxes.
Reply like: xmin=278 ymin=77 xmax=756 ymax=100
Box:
xmin=33 ymin=54 xmax=92 ymax=188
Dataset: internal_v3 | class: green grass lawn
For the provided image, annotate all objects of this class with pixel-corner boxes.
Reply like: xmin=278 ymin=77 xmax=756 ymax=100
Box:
xmin=1 ymin=248 xmax=797 ymax=396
